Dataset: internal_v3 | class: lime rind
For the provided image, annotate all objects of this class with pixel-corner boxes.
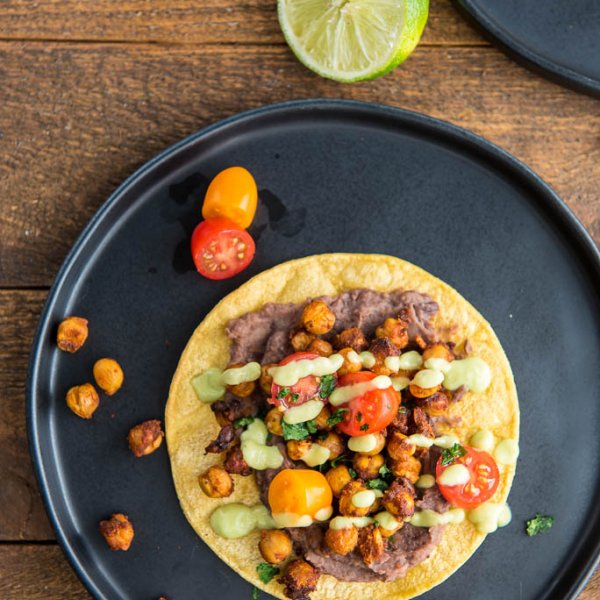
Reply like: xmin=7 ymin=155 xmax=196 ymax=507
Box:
xmin=278 ymin=0 xmax=429 ymax=83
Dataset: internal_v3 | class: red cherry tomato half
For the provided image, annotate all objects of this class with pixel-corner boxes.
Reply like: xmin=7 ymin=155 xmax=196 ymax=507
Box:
xmin=335 ymin=371 xmax=400 ymax=436
xmin=435 ymin=446 xmax=500 ymax=509
xmin=190 ymin=217 xmax=255 ymax=280
xmin=271 ymin=352 xmax=324 ymax=409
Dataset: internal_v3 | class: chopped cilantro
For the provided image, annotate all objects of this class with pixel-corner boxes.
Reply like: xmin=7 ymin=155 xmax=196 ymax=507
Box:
xmin=356 ymin=411 xmax=363 ymax=422
xmin=251 ymin=586 xmax=260 ymax=600
xmin=348 ymin=467 xmax=358 ymax=478
xmin=327 ymin=408 xmax=349 ymax=427
xmin=330 ymin=454 xmax=349 ymax=468
xmin=441 ymin=443 xmax=467 ymax=466
xmin=319 ymin=374 xmax=337 ymax=398
xmin=526 ymin=513 xmax=555 ymax=536
xmin=281 ymin=419 xmax=318 ymax=441
xmin=233 ymin=416 xmax=254 ymax=429
xmin=366 ymin=478 xmax=389 ymax=491
xmin=379 ymin=464 xmax=391 ymax=478
xmin=256 ymin=563 xmax=280 ymax=584
xmin=276 ymin=388 xmax=299 ymax=403
xmin=398 ymin=406 xmax=407 ymax=415
xmin=359 ymin=423 xmax=370 ymax=432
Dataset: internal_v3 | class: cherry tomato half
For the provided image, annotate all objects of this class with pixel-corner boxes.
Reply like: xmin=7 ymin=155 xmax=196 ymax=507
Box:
xmin=190 ymin=217 xmax=255 ymax=280
xmin=335 ymin=371 xmax=400 ymax=436
xmin=202 ymin=166 xmax=258 ymax=229
xmin=271 ymin=352 xmax=323 ymax=409
xmin=436 ymin=446 xmax=500 ymax=509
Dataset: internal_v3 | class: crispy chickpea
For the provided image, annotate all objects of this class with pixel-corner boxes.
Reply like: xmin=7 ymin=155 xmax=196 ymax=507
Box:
xmin=414 ymin=391 xmax=449 ymax=416
xmin=199 ymin=465 xmax=234 ymax=498
xmin=57 ymin=316 xmax=88 ymax=353
xmin=279 ymin=560 xmax=320 ymax=600
xmin=324 ymin=526 xmax=358 ymax=555
xmin=92 ymin=358 xmax=124 ymax=396
xmin=369 ymin=338 xmax=400 ymax=376
xmin=415 ymin=335 xmax=428 ymax=350
xmin=307 ymin=338 xmax=334 ymax=357
xmin=325 ymin=465 xmax=353 ymax=497
xmin=223 ymin=362 xmax=256 ymax=398
xmin=353 ymin=453 xmax=385 ymax=480
xmin=313 ymin=404 xmax=332 ymax=430
xmin=356 ymin=431 xmax=386 ymax=456
xmin=409 ymin=382 xmax=442 ymax=399
xmin=422 ymin=342 xmax=455 ymax=363
xmin=265 ymin=407 xmax=284 ymax=436
xmin=259 ymin=529 xmax=292 ymax=564
xmin=290 ymin=328 xmax=315 ymax=352
xmin=99 ymin=513 xmax=134 ymax=551
xmin=388 ymin=455 xmax=421 ymax=483
xmin=382 ymin=479 xmax=416 ymax=519
xmin=128 ymin=419 xmax=164 ymax=457
xmin=357 ymin=525 xmax=385 ymax=566
xmin=336 ymin=347 xmax=362 ymax=376
xmin=66 ymin=383 xmax=99 ymax=419
xmin=375 ymin=317 xmax=409 ymax=349
xmin=316 ymin=431 xmax=344 ymax=460
xmin=334 ymin=328 xmax=368 ymax=352
xmin=286 ymin=439 xmax=312 ymax=461
xmin=411 ymin=406 xmax=435 ymax=438
xmin=339 ymin=480 xmax=371 ymax=517
xmin=259 ymin=363 xmax=277 ymax=395
xmin=301 ymin=300 xmax=336 ymax=335
xmin=386 ymin=430 xmax=416 ymax=460
xmin=378 ymin=517 xmax=403 ymax=538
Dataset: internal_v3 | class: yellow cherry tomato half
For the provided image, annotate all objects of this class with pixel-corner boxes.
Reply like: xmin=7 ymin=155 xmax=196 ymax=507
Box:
xmin=202 ymin=166 xmax=258 ymax=230
xmin=268 ymin=469 xmax=333 ymax=518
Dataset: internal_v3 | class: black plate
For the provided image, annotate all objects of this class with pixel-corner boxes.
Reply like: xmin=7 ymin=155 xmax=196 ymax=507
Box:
xmin=28 ymin=99 xmax=600 ymax=600
xmin=455 ymin=0 xmax=600 ymax=97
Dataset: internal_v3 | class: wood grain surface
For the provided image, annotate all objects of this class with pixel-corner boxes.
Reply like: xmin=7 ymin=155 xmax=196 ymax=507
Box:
xmin=0 ymin=0 xmax=598 ymax=597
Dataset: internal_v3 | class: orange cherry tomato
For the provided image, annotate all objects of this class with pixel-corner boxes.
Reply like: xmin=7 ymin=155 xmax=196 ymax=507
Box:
xmin=335 ymin=371 xmax=400 ymax=436
xmin=268 ymin=469 xmax=332 ymax=518
xmin=202 ymin=166 xmax=258 ymax=229
xmin=436 ymin=446 xmax=500 ymax=509
xmin=270 ymin=352 xmax=324 ymax=408
xmin=190 ymin=217 xmax=255 ymax=280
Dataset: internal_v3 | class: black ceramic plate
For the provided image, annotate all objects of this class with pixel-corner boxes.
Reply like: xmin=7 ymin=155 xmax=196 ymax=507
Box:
xmin=28 ymin=100 xmax=600 ymax=600
xmin=455 ymin=0 xmax=600 ymax=97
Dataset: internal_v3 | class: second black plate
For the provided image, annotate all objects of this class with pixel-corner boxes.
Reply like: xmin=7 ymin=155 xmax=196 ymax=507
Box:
xmin=28 ymin=100 xmax=600 ymax=600
xmin=456 ymin=0 xmax=600 ymax=96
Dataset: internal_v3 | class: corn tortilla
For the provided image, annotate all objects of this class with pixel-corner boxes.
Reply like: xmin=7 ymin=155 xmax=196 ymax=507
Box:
xmin=166 ymin=253 xmax=519 ymax=599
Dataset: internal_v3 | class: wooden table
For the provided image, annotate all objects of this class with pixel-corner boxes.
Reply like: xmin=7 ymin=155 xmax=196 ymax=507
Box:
xmin=1 ymin=1 xmax=598 ymax=597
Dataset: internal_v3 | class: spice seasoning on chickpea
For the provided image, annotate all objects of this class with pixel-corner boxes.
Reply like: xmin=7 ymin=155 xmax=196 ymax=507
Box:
xmin=66 ymin=383 xmax=99 ymax=419
xmin=199 ymin=465 xmax=234 ymax=498
xmin=93 ymin=358 xmax=124 ymax=396
xmin=128 ymin=419 xmax=164 ymax=457
xmin=57 ymin=316 xmax=88 ymax=353
xmin=99 ymin=513 xmax=134 ymax=551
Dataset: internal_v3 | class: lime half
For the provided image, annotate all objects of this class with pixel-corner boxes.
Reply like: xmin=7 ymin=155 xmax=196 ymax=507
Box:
xmin=278 ymin=0 xmax=429 ymax=83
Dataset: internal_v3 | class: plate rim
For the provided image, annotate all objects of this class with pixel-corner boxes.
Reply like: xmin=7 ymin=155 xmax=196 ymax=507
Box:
xmin=26 ymin=98 xmax=600 ymax=600
xmin=454 ymin=0 xmax=600 ymax=97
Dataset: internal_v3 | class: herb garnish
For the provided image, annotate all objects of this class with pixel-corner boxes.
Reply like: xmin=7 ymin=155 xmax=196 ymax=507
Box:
xmin=356 ymin=411 xmax=363 ymax=422
xmin=233 ymin=416 xmax=254 ymax=429
xmin=281 ymin=419 xmax=318 ymax=441
xmin=379 ymin=464 xmax=391 ymax=478
xmin=251 ymin=586 xmax=260 ymax=600
xmin=441 ymin=443 xmax=467 ymax=466
xmin=330 ymin=454 xmax=349 ymax=468
xmin=276 ymin=388 xmax=299 ymax=404
xmin=398 ymin=406 xmax=407 ymax=415
xmin=526 ymin=513 xmax=555 ymax=536
xmin=366 ymin=478 xmax=389 ymax=491
xmin=327 ymin=408 xmax=349 ymax=427
xmin=359 ymin=423 xmax=370 ymax=432
xmin=256 ymin=562 xmax=280 ymax=584
xmin=348 ymin=467 xmax=358 ymax=478
xmin=319 ymin=374 xmax=337 ymax=399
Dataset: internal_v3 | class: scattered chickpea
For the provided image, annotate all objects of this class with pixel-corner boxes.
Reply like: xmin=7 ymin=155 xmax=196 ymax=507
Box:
xmin=66 ymin=383 xmax=99 ymax=419
xmin=324 ymin=526 xmax=358 ymax=556
xmin=286 ymin=439 xmax=312 ymax=461
xmin=290 ymin=329 xmax=315 ymax=352
xmin=382 ymin=479 xmax=416 ymax=519
xmin=259 ymin=529 xmax=292 ymax=564
xmin=337 ymin=347 xmax=362 ymax=376
xmin=358 ymin=431 xmax=386 ymax=456
xmin=369 ymin=338 xmax=399 ymax=376
xmin=415 ymin=391 xmax=449 ymax=416
xmin=422 ymin=342 xmax=455 ymax=363
xmin=128 ymin=420 xmax=164 ymax=457
xmin=199 ymin=465 xmax=234 ymax=498
xmin=93 ymin=358 xmax=124 ymax=396
xmin=409 ymin=382 xmax=441 ymax=399
xmin=388 ymin=456 xmax=422 ymax=483
xmin=301 ymin=300 xmax=336 ymax=335
xmin=386 ymin=430 xmax=415 ymax=460
xmin=334 ymin=328 xmax=368 ymax=352
xmin=352 ymin=453 xmax=385 ymax=480
xmin=339 ymin=480 xmax=371 ymax=517
xmin=265 ymin=407 xmax=284 ymax=436
xmin=357 ymin=525 xmax=385 ymax=565
xmin=315 ymin=431 xmax=344 ymax=461
xmin=313 ymin=404 xmax=332 ymax=430
xmin=375 ymin=317 xmax=409 ymax=349
xmin=307 ymin=338 xmax=333 ymax=357
xmin=99 ymin=513 xmax=134 ymax=551
xmin=279 ymin=560 xmax=320 ymax=600
xmin=325 ymin=465 xmax=353 ymax=497
xmin=57 ymin=316 xmax=88 ymax=353
xmin=259 ymin=363 xmax=276 ymax=395
xmin=224 ymin=362 xmax=256 ymax=398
